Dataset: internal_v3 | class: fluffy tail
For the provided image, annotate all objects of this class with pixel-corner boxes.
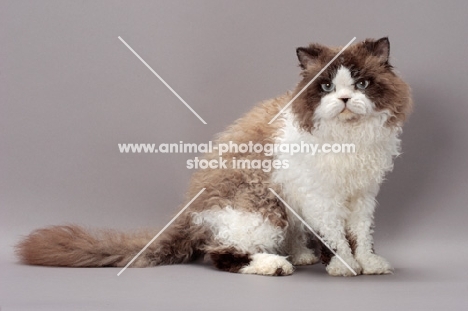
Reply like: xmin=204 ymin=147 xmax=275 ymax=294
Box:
xmin=15 ymin=222 xmax=203 ymax=267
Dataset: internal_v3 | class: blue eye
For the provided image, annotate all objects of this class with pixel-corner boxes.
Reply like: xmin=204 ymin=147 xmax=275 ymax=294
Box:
xmin=356 ymin=79 xmax=370 ymax=90
xmin=321 ymin=83 xmax=335 ymax=92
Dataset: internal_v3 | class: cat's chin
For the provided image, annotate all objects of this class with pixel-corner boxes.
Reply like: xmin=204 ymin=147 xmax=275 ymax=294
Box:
xmin=337 ymin=108 xmax=361 ymax=122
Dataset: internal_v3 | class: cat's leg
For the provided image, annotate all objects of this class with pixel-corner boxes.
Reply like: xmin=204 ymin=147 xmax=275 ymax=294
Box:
xmin=287 ymin=222 xmax=320 ymax=266
xmin=193 ymin=206 xmax=293 ymax=276
xmin=346 ymin=193 xmax=393 ymax=275
xmin=301 ymin=195 xmax=362 ymax=276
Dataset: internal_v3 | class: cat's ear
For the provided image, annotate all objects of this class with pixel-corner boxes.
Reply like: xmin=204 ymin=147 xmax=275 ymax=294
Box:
xmin=364 ymin=37 xmax=390 ymax=64
xmin=296 ymin=44 xmax=324 ymax=69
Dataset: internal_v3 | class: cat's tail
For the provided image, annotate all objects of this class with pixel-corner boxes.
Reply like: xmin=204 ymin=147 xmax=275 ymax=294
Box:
xmin=15 ymin=220 xmax=204 ymax=267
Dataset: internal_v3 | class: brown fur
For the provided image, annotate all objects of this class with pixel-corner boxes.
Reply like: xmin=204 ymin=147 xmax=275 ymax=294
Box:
xmin=209 ymin=247 xmax=251 ymax=273
xmin=320 ymin=242 xmax=334 ymax=266
xmin=15 ymin=219 xmax=206 ymax=267
xmin=184 ymin=95 xmax=290 ymax=221
xmin=346 ymin=233 xmax=358 ymax=255
xmin=15 ymin=225 xmax=157 ymax=267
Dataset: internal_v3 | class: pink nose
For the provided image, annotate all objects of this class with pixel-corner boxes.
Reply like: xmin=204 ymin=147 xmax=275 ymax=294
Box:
xmin=340 ymin=97 xmax=350 ymax=104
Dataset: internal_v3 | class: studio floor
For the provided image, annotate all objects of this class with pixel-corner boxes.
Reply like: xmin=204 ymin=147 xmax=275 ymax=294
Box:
xmin=1 ymin=242 xmax=467 ymax=311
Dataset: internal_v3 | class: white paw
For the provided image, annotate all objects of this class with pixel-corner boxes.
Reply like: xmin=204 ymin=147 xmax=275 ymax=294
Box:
xmin=290 ymin=250 xmax=320 ymax=266
xmin=326 ymin=255 xmax=362 ymax=277
xmin=356 ymin=254 xmax=393 ymax=275
xmin=239 ymin=253 xmax=294 ymax=276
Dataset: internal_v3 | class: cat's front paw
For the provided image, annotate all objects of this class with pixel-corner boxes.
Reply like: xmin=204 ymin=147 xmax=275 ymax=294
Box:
xmin=356 ymin=254 xmax=393 ymax=275
xmin=290 ymin=250 xmax=320 ymax=266
xmin=326 ymin=255 xmax=362 ymax=277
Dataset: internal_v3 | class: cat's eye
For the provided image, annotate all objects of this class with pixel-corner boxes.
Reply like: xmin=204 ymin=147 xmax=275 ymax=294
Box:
xmin=355 ymin=79 xmax=370 ymax=90
xmin=321 ymin=83 xmax=335 ymax=92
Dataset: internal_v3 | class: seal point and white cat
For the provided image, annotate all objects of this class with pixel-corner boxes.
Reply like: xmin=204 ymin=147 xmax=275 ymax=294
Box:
xmin=16 ymin=37 xmax=412 ymax=277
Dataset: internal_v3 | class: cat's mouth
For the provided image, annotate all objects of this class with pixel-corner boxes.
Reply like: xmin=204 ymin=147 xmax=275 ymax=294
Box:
xmin=338 ymin=108 xmax=361 ymax=122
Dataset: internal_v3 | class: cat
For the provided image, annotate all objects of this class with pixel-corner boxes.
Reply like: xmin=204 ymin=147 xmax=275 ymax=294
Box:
xmin=16 ymin=37 xmax=412 ymax=277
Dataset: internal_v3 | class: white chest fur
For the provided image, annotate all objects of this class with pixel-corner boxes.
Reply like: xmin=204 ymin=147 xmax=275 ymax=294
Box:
xmin=272 ymin=111 xmax=401 ymax=210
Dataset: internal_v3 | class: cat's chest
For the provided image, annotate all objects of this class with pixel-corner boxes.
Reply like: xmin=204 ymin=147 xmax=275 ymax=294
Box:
xmin=271 ymin=118 xmax=399 ymax=196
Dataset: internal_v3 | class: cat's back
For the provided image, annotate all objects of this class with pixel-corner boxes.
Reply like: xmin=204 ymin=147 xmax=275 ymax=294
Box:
xmin=214 ymin=92 xmax=292 ymax=145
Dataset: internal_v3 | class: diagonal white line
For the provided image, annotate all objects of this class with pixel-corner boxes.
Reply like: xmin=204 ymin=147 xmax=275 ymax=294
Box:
xmin=118 ymin=36 xmax=207 ymax=125
xmin=117 ymin=188 xmax=206 ymax=276
xmin=268 ymin=37 xmax=356 ymax=124
xmin=268 ymin=188 xmax=357 ymax=276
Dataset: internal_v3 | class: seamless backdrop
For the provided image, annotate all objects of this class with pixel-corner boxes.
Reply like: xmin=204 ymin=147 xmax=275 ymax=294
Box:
xmin=1 ymin=1 xmax=468 ymax=310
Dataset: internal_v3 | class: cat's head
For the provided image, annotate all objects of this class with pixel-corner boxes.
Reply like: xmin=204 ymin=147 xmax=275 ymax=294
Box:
xmin=291 ymin=37 xmax=412 ymax=132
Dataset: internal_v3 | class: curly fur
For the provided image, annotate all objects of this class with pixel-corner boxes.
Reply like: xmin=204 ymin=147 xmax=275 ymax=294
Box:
xmin=16 ymin=37 xmax=412 ymax=277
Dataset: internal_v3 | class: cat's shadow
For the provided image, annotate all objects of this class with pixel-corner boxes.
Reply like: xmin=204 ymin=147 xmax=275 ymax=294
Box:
xmin=375 ymin=89 xmax=449 ymax=240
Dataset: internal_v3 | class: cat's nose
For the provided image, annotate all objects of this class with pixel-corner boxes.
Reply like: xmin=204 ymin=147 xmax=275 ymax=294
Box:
xmin=340 ymin=97 xmax=350 ymax=104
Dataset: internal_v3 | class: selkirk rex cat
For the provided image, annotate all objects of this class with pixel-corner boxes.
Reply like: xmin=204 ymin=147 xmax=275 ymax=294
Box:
xmin=16 ymin=37 xmax=412 ymax=277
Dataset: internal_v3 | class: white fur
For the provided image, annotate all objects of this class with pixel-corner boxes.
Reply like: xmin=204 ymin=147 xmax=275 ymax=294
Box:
xmin=326 ymin=255 xmax=362 ymax=277
xmin=192 ymin=207 xmax=285 ymax=254
xmin=239 ymin=253 xmax=294 ymax=276
xmin=290 ymin=248 xmax=319 ymax=266
xmin=272 ymin=66 xmax=400 ymax=276
xmin=356 ymin=253 xmax=393 ymax=275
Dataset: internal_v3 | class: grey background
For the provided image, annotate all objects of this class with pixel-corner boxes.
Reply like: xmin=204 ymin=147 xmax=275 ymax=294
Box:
xmin=1 ymin=0 xmax=468 ymax=310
